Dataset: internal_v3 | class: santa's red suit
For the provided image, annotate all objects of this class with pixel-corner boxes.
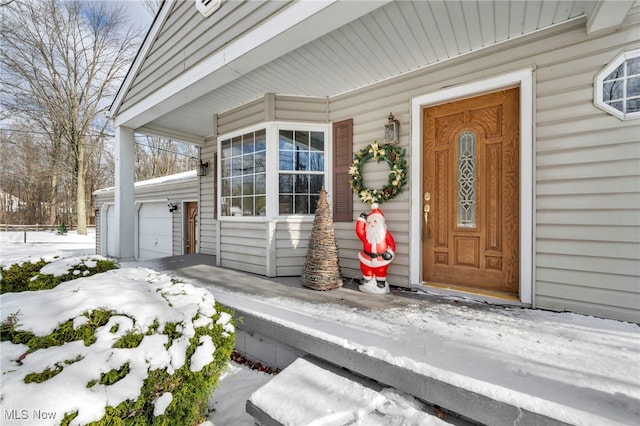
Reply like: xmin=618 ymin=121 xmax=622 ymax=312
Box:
xmin=355 ymin=204 xmax=395 ymax=288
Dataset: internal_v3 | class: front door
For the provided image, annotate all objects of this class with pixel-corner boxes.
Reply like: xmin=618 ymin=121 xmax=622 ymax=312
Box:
xmin=185 ymin=202 xmax=198 ymax=254
xmin=422 ymin=88 xmax=519 ymax=294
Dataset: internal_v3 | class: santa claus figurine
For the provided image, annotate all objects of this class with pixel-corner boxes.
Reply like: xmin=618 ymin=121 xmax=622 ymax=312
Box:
xmin=355 ymin=203 xmax=395 ymax=294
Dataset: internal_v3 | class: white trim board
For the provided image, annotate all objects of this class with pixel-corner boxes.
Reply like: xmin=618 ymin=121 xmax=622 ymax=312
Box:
xmin=409 ymin=68 xmax=535 ymax=305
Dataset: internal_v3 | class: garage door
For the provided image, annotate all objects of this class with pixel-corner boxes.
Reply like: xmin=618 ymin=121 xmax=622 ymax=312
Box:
xmin=138 ymin=203 xmax=173 ymax=260
xmin=105 ymin=205 xmax=116 ymax=257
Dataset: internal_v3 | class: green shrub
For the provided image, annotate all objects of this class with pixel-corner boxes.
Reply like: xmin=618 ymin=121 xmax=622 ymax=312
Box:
xmin=4 ymin=303 xmax=235 ymax=425
xmin=2 ymin=262 xmax=235 ymax=426
xmin=0 ymin=309 xmax=113 ymax=352
xmin=0 ymin=259 xmax=48 ymax=293
xmin=83 ymin=303 xmax=236 ymax=425
xmin=0 ymin=258 xmax=118 ymax=294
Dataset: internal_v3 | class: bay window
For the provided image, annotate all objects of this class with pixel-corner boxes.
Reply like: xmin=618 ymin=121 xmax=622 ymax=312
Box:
xmin=219 ymin=124 xmax=328 ymax=218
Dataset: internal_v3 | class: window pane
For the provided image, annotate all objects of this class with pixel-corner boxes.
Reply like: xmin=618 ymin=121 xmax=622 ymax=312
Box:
xmin=627 ymin=98 xmax=640 ymax=113
xmin=607 ymin=100 xmax=624 ymax=111
xmin=279 ymin=174 xmax=293 ymax=193
xmin=221 ymin=179 xmax=230 ymax=197
xmin=627 ymin=76 xmax=640 ymax=97
xmin=243 ymin=133 xmax=254 ymax=154
xmin=295 ymin=195 xmax=309 ymax=214
xmin=295 ymin=131 xmax=310 ymax=150
xmin=221 ymin=198 xmax=230 ymax=216
xmin=605 ymin=63 xmax=624 ymax=81
xmin=255 ymin=129 xmax=266 ymax=151
xmin=255 ymin=173 xmax=266 ymax=195
xmin=279 ymin=195 xmax=293 ymax=214
xmin=603 ymin=80 xmax=623 ymax=102
xmin=310 ymin=132 xmax=324 ymax=151
xmin=243 ymin=196 xmax=254 ymax=216
xmin=310 ymin=152 xmax=324 ymax=171
xmin=255 ymin=151 xmax=266 ymax=173
xmin=221 ymin=158 xmax=231 ymax=178
xmin=243 ymin=175 xmax=253 ymax=195
xmin=255 ymin=196 xmax=266 ymax=216
xmin=457 ymin=131 xmax=476 ymax=228
xmin=231 ymin=177 xmax=242 ymax=196
xmin=279 ymin=150 xmax=294 ymax=170
xmin=295 ymin=174 xmax=308 ymax=193
xmin=221 ymin=140 xmax=232 ymax=158
xmin=295 ymin=151 xmax=309 ymax=171
xmin=310 ymin=175 xmax=324 ymax=193
xmin=232 ymin=157 xmax=242 ymax=176
xmin=279 ymin=130 xmax=294 ymax=150
xmin=628 ymin=57 xmax=640 ymax=76
xmin=231 ymin=197 xmax=242 ymax=216
xmin=310 ymin=195 xmax=320 ymax=212
xmin=232 ymin=136 xmax=242 ymax=156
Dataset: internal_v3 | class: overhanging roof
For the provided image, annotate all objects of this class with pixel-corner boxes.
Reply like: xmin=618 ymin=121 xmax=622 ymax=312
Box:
xmin=110 ymin=0 xmax=636 ymax=145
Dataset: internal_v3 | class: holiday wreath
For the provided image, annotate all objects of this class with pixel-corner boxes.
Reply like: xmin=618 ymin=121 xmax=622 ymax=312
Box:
xmin=349 ymin=141 xmax=408 ymax=205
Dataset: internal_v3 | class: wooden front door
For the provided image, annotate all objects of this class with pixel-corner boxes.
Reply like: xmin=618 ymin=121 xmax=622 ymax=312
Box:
xmin=422 ymin=88 xmax=519 ymax=294
xmin=185 ymin=202 xmax=198 ymax=254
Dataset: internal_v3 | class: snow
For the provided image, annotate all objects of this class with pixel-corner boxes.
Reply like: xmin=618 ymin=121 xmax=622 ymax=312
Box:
xmin=0 ymin=231 xmax=240 ymax=425
xmin=1 ymin=230 xmax=639 ymax=426
xmin=92 ymin=169 xmax=196 ymax=195
xmin=250 ymin=357 xmax=447 ymax=426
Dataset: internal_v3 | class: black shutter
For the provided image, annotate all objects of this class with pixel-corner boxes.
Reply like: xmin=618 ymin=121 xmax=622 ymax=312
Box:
xmin=332 ymin=119 xmax=353 ymax=222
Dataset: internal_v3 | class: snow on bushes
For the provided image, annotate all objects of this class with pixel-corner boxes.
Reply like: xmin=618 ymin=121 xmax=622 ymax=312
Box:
xmin=1 ymin=255 xmax=117 ymax=293
xmin=0 ymin=265 xmax=235 ymax=425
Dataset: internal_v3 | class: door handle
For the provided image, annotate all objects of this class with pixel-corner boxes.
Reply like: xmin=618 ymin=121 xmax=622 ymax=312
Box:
xmin=423 ymin=192 xmax=430 ymax=229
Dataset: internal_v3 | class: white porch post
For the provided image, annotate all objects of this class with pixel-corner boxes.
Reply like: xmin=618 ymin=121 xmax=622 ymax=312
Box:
xmin=114 ymin=126 xmax=135 ymax=260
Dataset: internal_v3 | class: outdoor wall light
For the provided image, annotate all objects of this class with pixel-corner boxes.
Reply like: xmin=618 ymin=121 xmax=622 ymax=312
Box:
xmin=384 ymin=112 xmax=400 ymax=145
xmin=198 ymin=160 xmax=209 ymax=177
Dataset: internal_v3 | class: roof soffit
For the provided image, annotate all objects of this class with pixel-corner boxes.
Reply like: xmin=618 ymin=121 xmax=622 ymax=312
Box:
xmin=112 ymin=0 xmax=391 ymax=130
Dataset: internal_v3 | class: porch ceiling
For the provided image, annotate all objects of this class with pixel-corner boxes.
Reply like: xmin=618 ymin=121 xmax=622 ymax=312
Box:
xmin=131 ymin=0 xmax=630 ymax=144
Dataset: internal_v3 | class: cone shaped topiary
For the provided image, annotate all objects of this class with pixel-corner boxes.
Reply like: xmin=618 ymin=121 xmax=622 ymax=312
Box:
xmin=300 ymin=188 xmax=342 ymax=290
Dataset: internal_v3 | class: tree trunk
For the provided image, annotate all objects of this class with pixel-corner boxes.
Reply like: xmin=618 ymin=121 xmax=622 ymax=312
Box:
xmin=76 ymin=142 xmax=87 ymax=235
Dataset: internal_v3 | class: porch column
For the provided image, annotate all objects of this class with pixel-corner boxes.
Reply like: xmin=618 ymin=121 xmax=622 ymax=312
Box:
xmin=114 ymin=126 xmax=135 ymax=260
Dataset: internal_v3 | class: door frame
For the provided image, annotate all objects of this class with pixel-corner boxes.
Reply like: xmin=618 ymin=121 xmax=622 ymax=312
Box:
xmin=409 ymin=68 xmax=534 ymax=304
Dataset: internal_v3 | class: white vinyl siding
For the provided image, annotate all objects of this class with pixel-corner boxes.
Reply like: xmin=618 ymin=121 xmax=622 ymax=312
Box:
xmin=93 ymin=172 xmax=198 ymax=259
xmin=122 ymin=1 xmax=291 ymax=113
xmin=275 ymin=220 xmax=313 ymax=276
xmin=199 ymin=143 xmax=217 ymax=256
xmin=219 ymin=221 xmax=268 ymax=275
xmin=326 ymin=15 xmax=639 ymax=321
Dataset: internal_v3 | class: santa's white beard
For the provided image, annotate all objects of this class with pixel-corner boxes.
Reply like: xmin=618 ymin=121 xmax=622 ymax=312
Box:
xmin=366 ymin=222 xmax=386 ymax=245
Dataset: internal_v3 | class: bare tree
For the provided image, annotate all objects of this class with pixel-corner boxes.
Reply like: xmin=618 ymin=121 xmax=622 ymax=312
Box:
xmin=0 ymin=0 xmax=139 ymax=233
xmin=135 ymin=136 xmax=198 ymax=181
xmin=140 ymin=0 xmax=162 ymax=17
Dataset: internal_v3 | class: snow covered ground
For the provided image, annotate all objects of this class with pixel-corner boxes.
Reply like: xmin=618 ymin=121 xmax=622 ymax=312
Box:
xmin=1 ymin=231 xmax=446 ymax=425
xmin=1 ymin=230 xmax=639 ymax=425
xmin=0 ymin=230 xmax=263 ymax=425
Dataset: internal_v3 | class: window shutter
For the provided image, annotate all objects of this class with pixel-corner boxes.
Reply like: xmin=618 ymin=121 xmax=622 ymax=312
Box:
xmin=332 ymin=119 xmax=353 ymax=222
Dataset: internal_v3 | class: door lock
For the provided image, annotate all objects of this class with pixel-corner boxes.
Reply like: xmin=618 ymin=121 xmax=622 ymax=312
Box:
xmin=424 ymin=192 xmax=430 ymax=229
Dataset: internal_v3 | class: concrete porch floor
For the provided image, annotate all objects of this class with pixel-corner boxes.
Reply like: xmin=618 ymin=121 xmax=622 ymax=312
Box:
xmin=152 ymin=254 xmax=639 ymax=426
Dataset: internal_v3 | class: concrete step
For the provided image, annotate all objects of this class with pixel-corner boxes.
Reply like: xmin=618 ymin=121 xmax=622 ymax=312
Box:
xmin=233 ymin=306 xmax=569 ymax=426
xmin=247 ymin=356 xmax=468 ymax=426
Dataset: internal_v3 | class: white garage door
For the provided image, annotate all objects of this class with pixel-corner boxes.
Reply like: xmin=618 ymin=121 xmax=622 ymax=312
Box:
xmin=138 ymin=203 xmax=173 ymax=260
xmin=105 ymin=205 xmax=116 ymax=257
